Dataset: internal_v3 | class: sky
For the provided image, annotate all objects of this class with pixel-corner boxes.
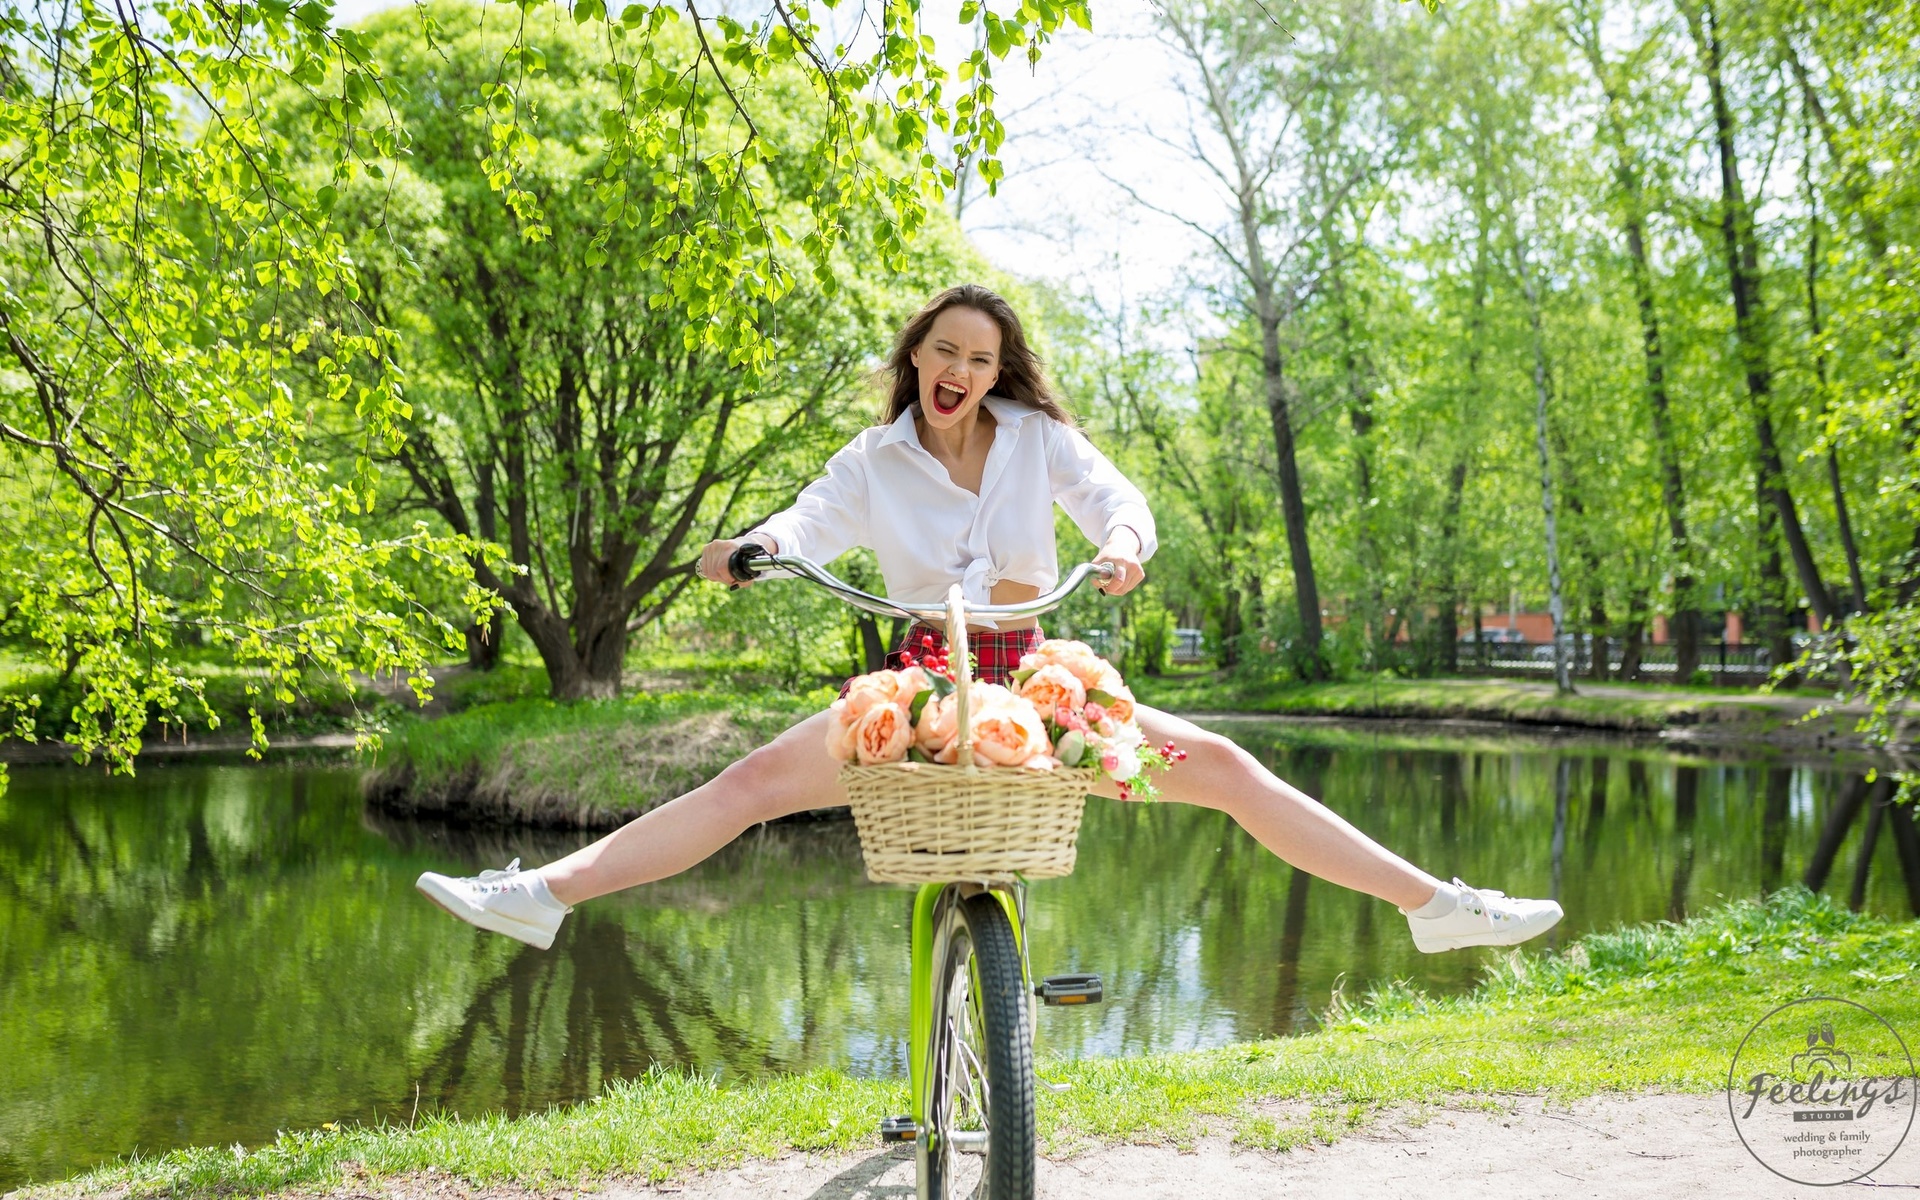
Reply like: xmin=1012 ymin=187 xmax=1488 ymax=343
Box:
xmin=328 ymin=0 xmax=1219 ymax=316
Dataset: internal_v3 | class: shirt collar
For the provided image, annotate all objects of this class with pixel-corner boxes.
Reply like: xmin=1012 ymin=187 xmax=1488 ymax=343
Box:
xmin=877 ymin=394 xmax=1033 ymax=450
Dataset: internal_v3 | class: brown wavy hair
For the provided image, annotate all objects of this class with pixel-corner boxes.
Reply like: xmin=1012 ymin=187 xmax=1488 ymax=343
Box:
xmin=879 ymin=284 xmax=1077 ymax=428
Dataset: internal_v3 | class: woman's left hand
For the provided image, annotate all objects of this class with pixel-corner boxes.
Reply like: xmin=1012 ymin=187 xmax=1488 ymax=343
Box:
xmin=1093 ymin=527 xmax=1146 ymax=596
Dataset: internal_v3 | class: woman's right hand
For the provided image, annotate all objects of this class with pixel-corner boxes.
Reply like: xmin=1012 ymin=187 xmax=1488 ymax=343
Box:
xmin=699 ymin=537 xmax=774 ymax=586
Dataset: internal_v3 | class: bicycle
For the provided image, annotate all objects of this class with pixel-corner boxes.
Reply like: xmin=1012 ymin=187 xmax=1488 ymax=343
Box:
xmin=728 ymin=544 xmax=1114 ymax=1200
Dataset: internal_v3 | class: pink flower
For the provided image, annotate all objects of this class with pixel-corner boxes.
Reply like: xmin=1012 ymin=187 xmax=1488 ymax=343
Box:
xmin=1083 ymin=701 xmax=1108 ymax=724
xmin=853 ymin=702 xmax=914 ymax=765
xmin=1014 ymin=663 xmax=1085 ymax=723
xmin=1100 ymin=751 xmax=1120 ymax=773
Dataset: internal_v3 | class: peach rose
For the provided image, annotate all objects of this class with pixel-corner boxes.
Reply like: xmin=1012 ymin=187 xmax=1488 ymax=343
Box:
xmin=916 ymin=692 xmax=957 ymax=754
xmin=853 ymin=702 xmax=914 ymax=765
xmin=823 ymin=700 xmax=860 ymax=762
xmin=893 ymin=665 xmax=933 ymax=706
xmin=968 ymin=701 xmax=1052 ymax=766
xmin=1090 ymin=667 xmax=1136 ymax=721
xmin=1032 ymin=639 xmax=1109 ymax=691
xmin=1014 ymin=663 xmax=1085 ymax=724
xmin=843 ymin=671 xmax=902 ymax=720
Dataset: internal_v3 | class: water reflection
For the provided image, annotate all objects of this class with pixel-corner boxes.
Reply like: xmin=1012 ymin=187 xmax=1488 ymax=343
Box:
xmin=2 ymin=725 xmax=1915 ymax=1185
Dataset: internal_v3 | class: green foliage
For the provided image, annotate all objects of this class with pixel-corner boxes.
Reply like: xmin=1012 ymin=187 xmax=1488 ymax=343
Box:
xmin=0 ymin=0 xmax=1099 ymax=754
xmin=0 ymin=1 xmax=504 ymax=768
xmin=1035 ymin=0 xmax=1916 ymax=761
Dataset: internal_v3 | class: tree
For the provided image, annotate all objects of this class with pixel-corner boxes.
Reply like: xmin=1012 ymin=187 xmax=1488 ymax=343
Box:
xmin=1140 ymin=0 xmax=1419 ymax=680
xmin=0 ymin=0 xmax=1092 ymax=768
xmin=334 ymin=7 xmax=960 ymax=698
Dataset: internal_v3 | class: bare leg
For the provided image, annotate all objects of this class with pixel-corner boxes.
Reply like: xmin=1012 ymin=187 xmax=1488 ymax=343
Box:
xmin=537 ymin=709 xmax=845 ymax=906
xmin=1088 ymin=704 xmax=1444 ymax=912
xmin=533 ymin=702 xmax=1442 ymax=912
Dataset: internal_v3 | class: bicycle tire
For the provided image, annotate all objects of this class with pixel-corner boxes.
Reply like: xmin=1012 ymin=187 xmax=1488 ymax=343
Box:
xmin=923 ymin=891 xmax=1036 ymax=1200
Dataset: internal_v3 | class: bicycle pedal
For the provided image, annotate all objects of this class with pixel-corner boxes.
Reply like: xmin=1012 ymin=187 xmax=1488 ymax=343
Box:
xmin=879 ymin=1115 xmax=920 ymax=1142
xmin=1035 ymin=973 xmax=1103 ymax=1005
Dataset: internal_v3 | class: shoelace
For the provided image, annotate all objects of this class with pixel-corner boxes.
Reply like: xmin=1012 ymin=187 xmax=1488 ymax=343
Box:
xmin=472 ymin=858 xmax=525 ymax=897
xmin=1452 ymin=877 xmax=1511 ymax=921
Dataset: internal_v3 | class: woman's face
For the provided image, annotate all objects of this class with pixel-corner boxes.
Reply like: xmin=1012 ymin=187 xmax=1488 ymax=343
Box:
xmin=909 ymin=305 xmax=1003 ymax=433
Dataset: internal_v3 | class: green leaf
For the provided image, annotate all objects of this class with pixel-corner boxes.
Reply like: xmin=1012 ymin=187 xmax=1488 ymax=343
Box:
xmin=908 ymin=687 xmax=933 ymax=724
xmin=294 ymin=1 xmax=331 ymax=32
xmin=1086 ymin=688 xmax=1118 ymax=707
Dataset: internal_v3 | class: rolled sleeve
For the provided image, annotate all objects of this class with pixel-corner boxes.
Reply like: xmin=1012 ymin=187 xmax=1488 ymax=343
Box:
xmin=1047 ymin=422 xmax=1159 ymax=563
xmin=746 ymin=440 xmax=868 ymax=567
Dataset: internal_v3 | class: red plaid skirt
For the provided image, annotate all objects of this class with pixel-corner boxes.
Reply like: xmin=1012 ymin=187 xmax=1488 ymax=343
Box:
xmin=839 ymin=624 xmax=1045 ymax=697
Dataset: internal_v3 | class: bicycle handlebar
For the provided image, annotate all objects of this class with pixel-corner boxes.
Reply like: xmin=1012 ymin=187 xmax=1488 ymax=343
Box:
xmin=726 ymin=543 xmax=1114 ymax=624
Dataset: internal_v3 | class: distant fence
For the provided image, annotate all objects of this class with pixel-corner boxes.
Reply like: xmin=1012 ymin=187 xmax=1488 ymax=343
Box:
xmin=1453 ymin=637 xmax=1795 ymax=685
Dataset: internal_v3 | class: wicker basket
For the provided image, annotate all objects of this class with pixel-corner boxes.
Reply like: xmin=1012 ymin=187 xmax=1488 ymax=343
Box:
xmin=839 ymin=584 xmax=1099 ymax=884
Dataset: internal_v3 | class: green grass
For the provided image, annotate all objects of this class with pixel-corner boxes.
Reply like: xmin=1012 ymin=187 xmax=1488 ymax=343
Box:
xmin=41 ymin=885 xmax=1919 ymax=1195
xmin=1131 ymin=673 xmax=1818 ymax=734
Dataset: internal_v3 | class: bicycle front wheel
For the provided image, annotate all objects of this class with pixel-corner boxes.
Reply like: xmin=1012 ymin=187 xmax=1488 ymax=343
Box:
xmin=922 ymin=891 xmax=1036 ymax=1200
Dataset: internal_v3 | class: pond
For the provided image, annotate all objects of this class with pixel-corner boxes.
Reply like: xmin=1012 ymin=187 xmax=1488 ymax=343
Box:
xmin=2 ymin=720 xmax=1915 ymax=1185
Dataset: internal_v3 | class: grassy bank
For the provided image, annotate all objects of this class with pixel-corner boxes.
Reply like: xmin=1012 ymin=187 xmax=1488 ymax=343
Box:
xmin=362 ymin=688 xmax=830 ymax=826
xmin=42 ymin=885 xmax=1919 ymax=1195
xmin=357 ymin=666 xmax=1879 ymax=824
xmin=1130 ymin=673 xmax=1854 ymax=741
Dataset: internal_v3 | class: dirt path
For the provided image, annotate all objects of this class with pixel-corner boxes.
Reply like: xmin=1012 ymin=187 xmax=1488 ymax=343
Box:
xmin=268 ymin=1091 xmax=1917 ymax=1200
xmin=638 ymin=1091 xmax=1917 ymax=1199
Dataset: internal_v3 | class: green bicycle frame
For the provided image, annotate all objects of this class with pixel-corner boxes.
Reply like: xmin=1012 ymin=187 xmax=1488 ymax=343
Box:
xmin=907 ymin=882 xmax=1029 ymax=1125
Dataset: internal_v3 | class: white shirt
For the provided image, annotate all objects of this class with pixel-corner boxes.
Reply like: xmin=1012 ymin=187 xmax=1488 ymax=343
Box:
xmin=746 ymin=395 xmax=1158 ymax=629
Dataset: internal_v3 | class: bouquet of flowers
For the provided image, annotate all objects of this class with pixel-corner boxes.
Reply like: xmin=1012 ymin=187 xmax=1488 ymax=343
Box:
xmin=825 ymin=638 xmax=1185 ymax=801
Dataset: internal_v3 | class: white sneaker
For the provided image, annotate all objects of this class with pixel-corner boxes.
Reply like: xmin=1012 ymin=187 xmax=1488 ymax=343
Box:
xmin=416 ymin=858 xmax=570 ymax=950
xmin=1401 ymin=877 xmax=1563 ymax=953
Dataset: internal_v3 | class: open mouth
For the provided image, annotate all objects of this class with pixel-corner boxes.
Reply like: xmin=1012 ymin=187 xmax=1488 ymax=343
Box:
xmin=931 ymin=379 xmax=967 ymax=415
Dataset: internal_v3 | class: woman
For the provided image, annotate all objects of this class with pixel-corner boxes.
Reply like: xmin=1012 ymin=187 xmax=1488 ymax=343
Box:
xmin=416 ymin=284 xmax=1563 ymax=955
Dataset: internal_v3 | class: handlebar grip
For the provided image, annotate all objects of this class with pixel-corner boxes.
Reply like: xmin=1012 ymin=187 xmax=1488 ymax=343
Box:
xmin=727 ymin=542 xmax=768 ymax=583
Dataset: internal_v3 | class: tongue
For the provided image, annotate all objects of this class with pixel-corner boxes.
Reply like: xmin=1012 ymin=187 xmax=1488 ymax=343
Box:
xmin=934 ymin=386 xmax=964 ymax=413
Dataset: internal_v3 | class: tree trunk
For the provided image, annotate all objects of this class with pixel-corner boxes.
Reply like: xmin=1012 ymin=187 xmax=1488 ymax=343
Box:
xmin=1687 ymin=0 xmax=1835 ymax=628
xmin=857 ymin=613 xmax=887 ymax=673
xmin=1753 ymin=462 xmax=1796 ymax=684
xmin=1436 ymin=460 xmax=1468 ymax=674
xmin=1518 ymin=248 xmax=1573 ymax=694
xmin=1256 ymin=306 xmax=1327 ymax=679
xmin=465 ymin=610 xmax=506 ymax=671
xmin=1620 ymin=583 xmax=1651 ymax=679
xmin=1340 ymin=284 xmax=1391 ymax=663
xmin=1803 ymin=173 xmax=1869 ymax=614
xmin=1572 ymin=1 xmax=1703 ymax=682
